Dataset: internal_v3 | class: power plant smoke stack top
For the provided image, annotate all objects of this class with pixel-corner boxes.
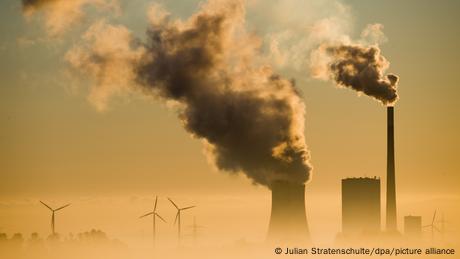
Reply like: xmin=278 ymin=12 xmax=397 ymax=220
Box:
xmin=386 ymin=106 xmax=397 ymax=232
xmin=267 ymin=181 xmax=310 ymax=243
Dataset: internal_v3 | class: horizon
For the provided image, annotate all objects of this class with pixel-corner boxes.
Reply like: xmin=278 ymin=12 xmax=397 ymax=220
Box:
xmin=1 ymin=0 xmax=459 ymax=258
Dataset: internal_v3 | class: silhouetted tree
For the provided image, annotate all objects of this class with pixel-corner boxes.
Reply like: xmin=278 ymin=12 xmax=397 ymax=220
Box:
xmin=47 ymin=233 xmax=61 ymax=242
xmin=28 ymin=232 xmax=43 ymax=245
xmin=11 ymin=233 xmax=23 ymax=243
xmin=0 ymin=233 xmax=7 ymax=242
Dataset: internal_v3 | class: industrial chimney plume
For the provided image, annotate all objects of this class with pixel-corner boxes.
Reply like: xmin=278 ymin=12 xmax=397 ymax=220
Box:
xmin=386 ymin=106 xmax=397 ymax=232
xmin=310 ymin=29 xmax=399 ymax=105
xmin=309 ymin=27 xmax=400 ymax=233
xmin=64 ymin=0 xmax=313 ymax=242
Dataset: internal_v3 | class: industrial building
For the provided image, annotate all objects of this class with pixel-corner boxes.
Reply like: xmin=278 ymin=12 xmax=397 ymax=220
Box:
xmin=341 ymin=177 xmax=381 ymax=237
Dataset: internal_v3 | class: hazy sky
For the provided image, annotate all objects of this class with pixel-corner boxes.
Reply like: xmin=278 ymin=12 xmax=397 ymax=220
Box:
xmin=1 ymin=0 xmax=459 ymax=245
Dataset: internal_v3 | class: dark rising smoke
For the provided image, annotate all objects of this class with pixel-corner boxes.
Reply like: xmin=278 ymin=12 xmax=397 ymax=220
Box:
xmin=22 ymin=0 xmax=56 ymax=10
xmin=66 ymin=0 xmax=312 ymax=188
xmin=21 ymin=0 xmax=61 ymax=14
xmin=312 ymin=43 xmax=399 ymax=105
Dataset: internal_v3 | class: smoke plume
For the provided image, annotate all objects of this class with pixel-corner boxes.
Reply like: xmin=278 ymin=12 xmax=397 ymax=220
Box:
xmin=66 ymin=0 xmax=312 ymax=188
xmin=260 ymin=0 xmax=353 ymax=70
xmin=22 ymin=0 xmax=57 ymax=10
xmin=65 ymin=20 xmax=144 ymax=111
xmin=311 ymin=25 xmax=399 ymax=105
xmin=21 ymin=0 xmax=119 ymax=36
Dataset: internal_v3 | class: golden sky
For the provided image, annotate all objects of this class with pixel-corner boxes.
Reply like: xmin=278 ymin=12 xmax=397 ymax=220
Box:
xmin=0 ymin=0 xmax=459 ymax=248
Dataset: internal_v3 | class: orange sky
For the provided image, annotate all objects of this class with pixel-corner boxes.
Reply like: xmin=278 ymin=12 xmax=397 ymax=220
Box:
xmin=0 ymin=0 xmax=459 ymax=249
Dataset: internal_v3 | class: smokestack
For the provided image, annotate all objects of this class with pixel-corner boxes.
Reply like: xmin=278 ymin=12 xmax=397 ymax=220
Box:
xmin=386 ymin=106 xmax=397 ymax=232
xmin=267 ymin=181 xmax=310 ymax=243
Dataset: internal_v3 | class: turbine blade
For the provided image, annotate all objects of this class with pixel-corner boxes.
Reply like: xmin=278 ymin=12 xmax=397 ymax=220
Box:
xmin=432 ymin=210 xmax=437 ymax=225
xmin=155 ymin=213 xmax=167 ymax=223
xmin=173 ymin=212 xmax=179 ymax=225
xmin=154 ymin=196 xmax=158 ymax=212
xmin=181 ymin=206 xmax=196 ymax=210
xmin=139 ymin=212 xmax=154 ymax=218
xmin=40 ymin=201 xmax=53 ymax=211
xmin=54 ymin=204 xmax=71 ymax=211
xmin=168 ymin=198 xmax=179 ymax=210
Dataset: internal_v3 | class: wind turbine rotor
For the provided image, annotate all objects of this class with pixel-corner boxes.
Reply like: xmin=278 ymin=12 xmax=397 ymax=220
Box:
xmin=54 ymin=204 xmax=71 ymax=211
xmin=155 ymin=213 xmax=167 ymax=223
xmin=140 ymin=212 xmax=154 ymax=218
xmin=431 ymin=210 xmax=437 ymax=225
xmin=174 ymin=212 xmax=179 ymax=225
xmin=40 ymin=201 xmax=53 ymax=211
xmin=168 ymin=198 xmax=179 ymax=210
xmin=154 ymin=196 xmax=158 ymax=212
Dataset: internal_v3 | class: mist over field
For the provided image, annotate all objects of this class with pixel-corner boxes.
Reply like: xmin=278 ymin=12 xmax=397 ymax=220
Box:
xmin=1 ymin=194 xmax=459 ymax=259
xmin=2 ymin=0 xmax=460 ymax=258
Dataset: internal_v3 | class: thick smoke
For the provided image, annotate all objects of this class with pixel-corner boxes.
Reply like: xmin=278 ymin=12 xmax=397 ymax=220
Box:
xmin=65 ymin=20 xmax=144 ymax=111
xmin=66 ymin=0 xmax=312 ymax=188
xmin=22 ymin=0 xmax=57 ymax=10
xmin=21 ymin=0 xmax=119 ymax=36
xmin=311 ymin=25 xmax=399 ymax=105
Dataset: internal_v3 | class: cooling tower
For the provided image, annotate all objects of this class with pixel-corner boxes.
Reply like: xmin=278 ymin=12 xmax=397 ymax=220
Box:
xmin=267 ymin=181 xmax=310 ymax=243
xmin=386 ymin=106 xmax=397 ymax=232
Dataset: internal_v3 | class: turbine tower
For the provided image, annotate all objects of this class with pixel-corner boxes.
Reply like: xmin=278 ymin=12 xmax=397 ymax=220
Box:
xmin=437 ymin=213 xmax=447 ymax=241
xmin=423 ymin=210 xmax=440 ymax=242
xmin=168 ymin=198 xmax=195 ymax=242
xmin=40 ymin=201 xmax=70 ymax=236
xmin=189 ymin=216 xmax=205 ymax=242
xmin=139 ymin=196 xmax=166 ymax=246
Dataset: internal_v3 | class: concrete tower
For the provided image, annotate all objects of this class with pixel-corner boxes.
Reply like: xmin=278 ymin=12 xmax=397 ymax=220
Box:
xmin=386 ymin=106 xmax=397 ymax=232
xmin=267 ymin=181 xmax=310 ymax=243
xmin=341 ymin=177 xmax=381 ymax=237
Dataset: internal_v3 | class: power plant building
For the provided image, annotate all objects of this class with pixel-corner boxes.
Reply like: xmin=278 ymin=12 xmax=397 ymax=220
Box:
xmin=342 ymin=177 xmax=381 ymax=237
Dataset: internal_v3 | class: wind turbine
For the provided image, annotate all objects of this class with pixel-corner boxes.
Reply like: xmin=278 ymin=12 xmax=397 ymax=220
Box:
xmin=40 ymin=201 xmax=70 ymax=236
xmin=139 ymin=196 xmax=166 ymax=246
xmin=168 ymin=198 xmax=195 ymax=241
xmin=423 ymin=210 xmax=440 ymax=242
xmin=436 ymin=213 xmax=448 ymax=241
xmin=188 ymin=216 xmax=205 ymax=242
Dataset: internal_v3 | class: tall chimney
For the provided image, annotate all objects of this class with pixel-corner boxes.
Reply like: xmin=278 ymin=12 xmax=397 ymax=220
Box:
xmin=267 ymin=181 xmax=310 ymax=243
xmin=386 ymin=106 xmax=397 ymax=232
